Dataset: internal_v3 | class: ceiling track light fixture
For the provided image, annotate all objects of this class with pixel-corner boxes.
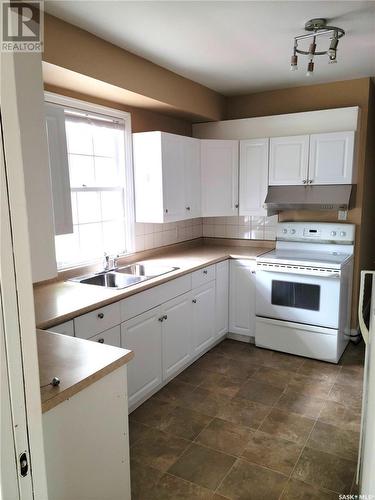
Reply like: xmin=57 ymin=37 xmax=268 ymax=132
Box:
xmin=290 ymin=18 xmax=345 ymax=76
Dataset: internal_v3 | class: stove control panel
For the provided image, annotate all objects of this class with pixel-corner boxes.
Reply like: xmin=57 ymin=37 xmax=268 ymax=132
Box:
xmin=277 ymin=222 xmax=355 ymax=244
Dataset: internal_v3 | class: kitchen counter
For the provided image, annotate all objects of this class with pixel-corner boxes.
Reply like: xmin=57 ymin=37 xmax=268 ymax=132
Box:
xmin=37 ymin=328 xmax=133 ymax=412
xmin=34 ymin=240 xmax=272 ymax=330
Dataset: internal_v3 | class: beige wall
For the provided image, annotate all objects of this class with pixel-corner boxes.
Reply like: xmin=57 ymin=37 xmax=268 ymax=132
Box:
xmin=225 ymin=78 xmax=373 ymax=329
xmin=43 ymin=14 xmax=225 ymax=122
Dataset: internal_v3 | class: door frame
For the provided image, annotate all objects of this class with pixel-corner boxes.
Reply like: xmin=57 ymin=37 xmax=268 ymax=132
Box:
xmin=1 ymin=51 xmax=48 ymax=499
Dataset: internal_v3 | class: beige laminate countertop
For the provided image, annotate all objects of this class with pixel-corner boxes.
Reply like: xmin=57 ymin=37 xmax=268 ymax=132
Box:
xmin=37 ymin=329 xmax=133 ymax=413
xmin=34 ymin=241 xmax=272 ymax=330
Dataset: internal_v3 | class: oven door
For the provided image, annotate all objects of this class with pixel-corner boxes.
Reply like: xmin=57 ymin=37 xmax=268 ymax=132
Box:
xmin=256 ymin=269 xmax=341 ymax=329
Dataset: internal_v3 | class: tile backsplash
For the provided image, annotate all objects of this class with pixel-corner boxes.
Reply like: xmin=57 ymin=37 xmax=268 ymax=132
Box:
xmin=134 ymin=215 xmax=277 ymax=252
xmin=203 ymin=216 xmax=278 ymax=241
xmin=134 ymin=218 xmax=203 ymax=252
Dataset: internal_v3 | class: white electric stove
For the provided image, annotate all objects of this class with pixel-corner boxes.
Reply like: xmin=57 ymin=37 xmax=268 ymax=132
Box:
xmin=255 ymin=222 xmax=355 ymax=363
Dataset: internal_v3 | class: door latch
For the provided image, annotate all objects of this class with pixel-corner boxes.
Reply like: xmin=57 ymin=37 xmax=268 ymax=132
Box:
xmin=19 ymin=451 xmax=29 ymax=477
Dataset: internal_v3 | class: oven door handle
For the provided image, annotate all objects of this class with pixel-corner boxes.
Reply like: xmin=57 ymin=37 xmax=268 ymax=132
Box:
xmin=256 ymin=268 xmax=341 ymax=278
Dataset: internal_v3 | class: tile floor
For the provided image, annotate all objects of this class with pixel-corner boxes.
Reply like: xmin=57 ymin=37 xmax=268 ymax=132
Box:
xmin=129 ymin=339 xmax=364 ymax=499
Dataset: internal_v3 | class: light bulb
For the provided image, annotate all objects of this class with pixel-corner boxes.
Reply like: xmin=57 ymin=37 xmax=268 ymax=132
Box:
xmin=306 ymin=60 xmax=314 ymax=76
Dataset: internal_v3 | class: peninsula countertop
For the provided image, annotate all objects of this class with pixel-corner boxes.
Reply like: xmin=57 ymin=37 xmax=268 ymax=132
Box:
xmin=38 ymin=328 xmax=133 ymax=413
xmin=34 ymin=240 xmax=273 ymax=330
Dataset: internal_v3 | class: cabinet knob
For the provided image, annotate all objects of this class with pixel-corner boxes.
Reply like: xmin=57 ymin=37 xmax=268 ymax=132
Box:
xmin=158 ymin=316 xmax=164 ymax=322
xmin=97 ymin=338 xmax=104 ymax=344
xmin=235 ymin=203 xmax=239 ymax=209
xmin=165 ymin=208 xmax=168 ymax=213
xmin=192 ymin=299 xmax=197 ymax=303
xmin=163 ymin=315 xmax=168 ymax=321
xmin=186 ymin=206 xmax=191 ymax=211
xmin=309 ymin=179 xmax=313 ymax=184
xmin=203 ymin=269 xmax=208 ymax=275
xmin=302 ymin=179 xmax=307 ymax=184
xmin=97 ymin=313 xmax=104 ymax=319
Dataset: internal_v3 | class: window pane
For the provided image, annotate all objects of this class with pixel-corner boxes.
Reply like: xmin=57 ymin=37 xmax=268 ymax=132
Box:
xmin=76 ymin=191 xmax=101 ymax=223
xmin=103 ymin=220 xmax=126 ymax=254
xmin=92 ymin=125 xmax=119 ymax=157
xmin=71 ymin=192 xmax=78 ymax=225
xmin=79 ymin=223 xmax=104 ymax=260
xmin=101 ymin=191 xmax=124 ymax=221
xmin=65 ymin=120 xmax=93 ymax=155
xmin=55 ymin=227 xmax=80 ymax=266
xmin=69 ymin=154 xmax=95 ymax=187
xmin=95 ymin=157 xmax=120 ymax=187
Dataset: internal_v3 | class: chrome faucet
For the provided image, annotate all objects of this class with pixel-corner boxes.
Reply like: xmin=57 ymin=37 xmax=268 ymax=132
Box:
xmin=103 ymin=253 xmax=120 ymax=272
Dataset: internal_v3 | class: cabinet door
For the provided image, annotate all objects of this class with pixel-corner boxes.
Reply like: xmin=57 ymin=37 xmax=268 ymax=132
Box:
xmin=121 ymin=308 xmax=162 ymax=408
xmin=215 ymin=261 xmax=229 ymax=338
xmin=201 ymin=140 xmax=239 ymax=216
xmin=239 ymin=139 xmax=269 ymax=216
xmin=229 ymin=260 xmax=256 ymax=337
xmin=191 ymin=282 xmax=215 ymax=355
xmin=45 ymin=103 xmax=73 ymax=235
xmin=162 ymin=292 xmax=192 ymax=380
xmin=269 ymin=135 xmax=309 ymax=186
xmin=183 ymin=137 xmax=201 ymax=218
xmin=161 ymin=133 xmax=186 ymax=222
xmin=309 ymin=131 xmax=355 ymax=185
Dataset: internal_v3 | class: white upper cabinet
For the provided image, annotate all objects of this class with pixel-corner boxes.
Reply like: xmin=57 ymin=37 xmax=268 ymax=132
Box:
xmin=269 ymin=135 xmax=309 ymax=186
xmin=239 ymin=138 xmax=269 ymax=216
xmin=308 ymin=131 xmax=355 ymax=185
xmin=45 ymin=103 xmax=73 ymax=236
xmin=183 ymin=137 xmax=201 ymax=218
xmin=133 ymin=131 xmax=200 ymax=223
xmin=201 ymin=140 xmax=239 ymax=217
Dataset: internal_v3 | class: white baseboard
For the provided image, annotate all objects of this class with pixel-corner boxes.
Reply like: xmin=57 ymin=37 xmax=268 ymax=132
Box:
xmin=227 ymin=332 xmax=255 ymax=344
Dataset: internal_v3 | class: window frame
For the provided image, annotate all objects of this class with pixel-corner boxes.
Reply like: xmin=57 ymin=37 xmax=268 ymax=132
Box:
xmin=44 ymin=91 xmax=135 ymax=269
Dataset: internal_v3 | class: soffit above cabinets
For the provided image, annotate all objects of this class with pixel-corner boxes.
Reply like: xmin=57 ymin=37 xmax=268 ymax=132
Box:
xmin=193 ymin=106 xmax=359 ymax=140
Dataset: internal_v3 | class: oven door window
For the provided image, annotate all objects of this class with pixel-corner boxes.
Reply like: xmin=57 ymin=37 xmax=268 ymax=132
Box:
xmin=271 ymin=280 xmax=320 ymax=311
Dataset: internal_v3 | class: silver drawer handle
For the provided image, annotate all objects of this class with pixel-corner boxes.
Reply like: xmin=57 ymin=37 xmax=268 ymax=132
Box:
xmin=192 ymin=299 xmax=197 ymax=304
xmin=97 ymin=313 xmax=104 ymax=319
xmin=203 ymin=270 xmax=208 ymax=275
xmin=186 ymin=206 xmax=191 ymax=211
xmin=97 ymin=338 xmax=104 ymax=344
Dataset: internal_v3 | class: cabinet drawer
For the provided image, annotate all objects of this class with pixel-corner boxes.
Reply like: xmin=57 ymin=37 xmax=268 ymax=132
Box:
xmin=88 ymin=325 xmax=121 ymax=348
xmin=47 ymin=320 xmax=74 ymax=337
xmin=192 ymin=264 xmax=216 ymax=289
xmin=74 ymin=302 xmax=121 ymax=340
xmin=121 ymin=274 xmax=191 ymax=322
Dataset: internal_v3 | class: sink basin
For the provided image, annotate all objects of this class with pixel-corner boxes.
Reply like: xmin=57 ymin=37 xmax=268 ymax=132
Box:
xmin=117 ymin=263 xmax=179 ymax=278
xmin=70 ymin=272 xmax=147 ymax=289
xmin=69 ymin=262 xmax=179 ymax=289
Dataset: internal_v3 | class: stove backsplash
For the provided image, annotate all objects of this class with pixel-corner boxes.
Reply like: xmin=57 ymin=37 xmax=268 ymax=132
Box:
xmin=134 ymin=215 xmax=278 ymax=252
xmin=203 ymin=215 xmax=278 ymax=241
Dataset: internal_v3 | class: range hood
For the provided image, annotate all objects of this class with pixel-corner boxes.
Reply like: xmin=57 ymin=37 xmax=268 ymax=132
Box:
xmin=264 ymin=185 xmax=353 ymax=215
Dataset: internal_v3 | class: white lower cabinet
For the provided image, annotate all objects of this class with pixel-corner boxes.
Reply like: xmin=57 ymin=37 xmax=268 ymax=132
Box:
xmin=162 ymin=292 xmax=192 ymax=380
xmin=89 ymin=325 xmax=121 ymax=348
xmin=192 ymin=281 xmax=215 ymax=355
xmin=215 ymin=260 xmax=229 ymax=338
xmin=47 ymin=320 xmax=74 ymax=337
xmin=121 ymin=308 xmax=162 ymax=408
xmin=229 ymin=259 xmax=256 ymax=338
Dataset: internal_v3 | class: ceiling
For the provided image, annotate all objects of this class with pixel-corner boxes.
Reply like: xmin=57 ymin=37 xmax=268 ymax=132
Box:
xmin=45 ymin=1 xmax=375 ymax=95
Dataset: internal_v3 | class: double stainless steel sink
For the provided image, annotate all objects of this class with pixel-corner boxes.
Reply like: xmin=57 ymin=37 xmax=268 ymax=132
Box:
xmin=69 ymin=262 xmax=179 ymax=290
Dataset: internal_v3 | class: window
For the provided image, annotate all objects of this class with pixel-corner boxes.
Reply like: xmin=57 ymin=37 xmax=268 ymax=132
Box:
xmin=45 ymin=94 xmax=134 ymax=269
